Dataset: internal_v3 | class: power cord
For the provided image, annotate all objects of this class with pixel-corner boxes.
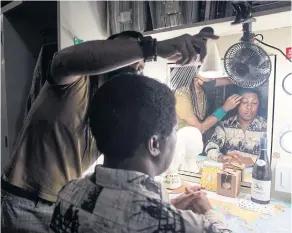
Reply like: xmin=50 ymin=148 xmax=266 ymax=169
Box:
xmin=253 ymin=34 xmax=292 ymax=63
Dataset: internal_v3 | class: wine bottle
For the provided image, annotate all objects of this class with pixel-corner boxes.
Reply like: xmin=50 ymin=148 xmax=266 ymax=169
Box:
xmin=251 ymin=134 xmax=272 ymax=204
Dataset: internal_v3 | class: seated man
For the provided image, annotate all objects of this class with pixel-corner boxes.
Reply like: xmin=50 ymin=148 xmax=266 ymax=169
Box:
xmin=50 ymin=74 xmax=232 ymax=233
xmin=205 ymin=89 xmax=267 ymax=167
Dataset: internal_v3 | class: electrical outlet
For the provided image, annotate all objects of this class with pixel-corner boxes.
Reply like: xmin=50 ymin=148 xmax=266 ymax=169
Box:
xmin=275 ymin=163 xmax=292 ymax=193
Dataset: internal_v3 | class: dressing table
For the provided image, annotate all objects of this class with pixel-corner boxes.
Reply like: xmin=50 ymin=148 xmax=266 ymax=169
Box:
xmin=171 ymin=153 xmax=291 ymax=233
xmin=167 ymin=180 xmax=291 ymax=233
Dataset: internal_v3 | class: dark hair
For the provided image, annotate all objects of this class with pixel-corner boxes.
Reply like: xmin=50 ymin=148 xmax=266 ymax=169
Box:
xmin=89 ymin=73 xmax=176 ymax=159
xmin=237 ymin=88 xmax=261 ymax=99
xmin=107 ymin=31 xmax=143 ymax=41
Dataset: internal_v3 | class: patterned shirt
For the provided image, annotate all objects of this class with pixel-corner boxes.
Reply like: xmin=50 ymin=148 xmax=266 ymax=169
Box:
xmin=205 ymin=115 xmax=267 ymax=162
xmin=50 ymin=166 xmax=232 ymax=233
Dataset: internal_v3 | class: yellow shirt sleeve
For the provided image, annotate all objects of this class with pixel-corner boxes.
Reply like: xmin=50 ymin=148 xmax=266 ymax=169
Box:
xmin=175 ymin=88 xmax=194 ymax=122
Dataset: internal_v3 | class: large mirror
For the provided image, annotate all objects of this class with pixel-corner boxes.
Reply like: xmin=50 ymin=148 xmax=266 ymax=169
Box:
xmin=167 ymin=56 xmax=275 ymax=185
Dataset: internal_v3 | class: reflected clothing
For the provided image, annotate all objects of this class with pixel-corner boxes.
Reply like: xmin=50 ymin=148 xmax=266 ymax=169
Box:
xmin=175 ymin=80 xmax=216 ymax=130
xmin=205 ymin=115 xmax=267 ymax=162
xmin=50 ymin=166 xmax=232 ymax=233
xmin=3 ymin=77 xmax=99 ymax=202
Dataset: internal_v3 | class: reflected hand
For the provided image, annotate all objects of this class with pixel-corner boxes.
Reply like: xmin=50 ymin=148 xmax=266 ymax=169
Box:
xmin=157 ymin=27 xmax=219 ymax=65
xmin=219 ymin=152 xmax=255 ymax=167
xmin=222 ymin=94 xmax=243 ymax=112
xmin=218 ymin=151 xmax=242 ymax=163
xmin=239 ymin=157 xmax=255 ymax=167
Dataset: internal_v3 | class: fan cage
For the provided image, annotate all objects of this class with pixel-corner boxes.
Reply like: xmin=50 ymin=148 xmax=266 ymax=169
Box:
xmin=224 ymin=42 xmax=272 ymax=88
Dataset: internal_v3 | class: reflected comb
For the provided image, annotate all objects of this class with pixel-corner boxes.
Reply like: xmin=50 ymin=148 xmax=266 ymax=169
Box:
xmin=167 ymin=27 xmax=218 ymax=94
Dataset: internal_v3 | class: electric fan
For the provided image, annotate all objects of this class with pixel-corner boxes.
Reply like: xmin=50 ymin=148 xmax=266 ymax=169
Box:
xmin=224 ymin=1 xmax=271 ymax=88
xmin=224 ymin=1 xmax=292 ymax=88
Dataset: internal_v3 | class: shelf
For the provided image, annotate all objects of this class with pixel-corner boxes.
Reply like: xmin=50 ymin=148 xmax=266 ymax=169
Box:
xmin=144 ymin=6 xmax=291 ymax=40
xmin=1 ymin=1 xmax=22 ymax=14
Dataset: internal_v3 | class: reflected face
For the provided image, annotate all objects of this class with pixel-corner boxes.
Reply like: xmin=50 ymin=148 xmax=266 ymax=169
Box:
xmin=238 ymin=93 xmax=259 ymax=121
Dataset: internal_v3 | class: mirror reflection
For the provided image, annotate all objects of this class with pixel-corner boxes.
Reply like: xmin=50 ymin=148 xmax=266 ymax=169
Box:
xmin=168 ymin=59 xmax=274 ymax=184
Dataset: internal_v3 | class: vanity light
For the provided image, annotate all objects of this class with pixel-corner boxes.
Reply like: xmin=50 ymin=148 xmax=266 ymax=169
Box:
xmin=198 ymin=41 xmax=224 ymax=79
xmin=280 ymin=129 xmax=292 ymax=154
xmin=282 ymin=73 xmax=292 ymax=95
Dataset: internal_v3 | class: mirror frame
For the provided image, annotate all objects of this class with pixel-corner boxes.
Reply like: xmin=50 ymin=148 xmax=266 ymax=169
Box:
xmin=167 ymin=55 xmax=276 ymax=188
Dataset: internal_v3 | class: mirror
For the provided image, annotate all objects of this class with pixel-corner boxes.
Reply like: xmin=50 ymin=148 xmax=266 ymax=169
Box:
xmin=167 ymin=56 xmax=275 ymax=185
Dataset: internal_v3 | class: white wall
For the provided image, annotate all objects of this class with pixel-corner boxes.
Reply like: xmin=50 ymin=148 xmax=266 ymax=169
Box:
xmin=58 ymin=1 xmax=108 ymax=50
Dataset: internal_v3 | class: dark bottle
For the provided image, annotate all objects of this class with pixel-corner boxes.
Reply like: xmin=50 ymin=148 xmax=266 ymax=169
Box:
xmin=251 ymin=134 xmax=272 ymax=204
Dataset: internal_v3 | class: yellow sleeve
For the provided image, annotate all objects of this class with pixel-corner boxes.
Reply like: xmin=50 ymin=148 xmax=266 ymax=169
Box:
xmin=175 ymin=88 xmax=194 ymax=121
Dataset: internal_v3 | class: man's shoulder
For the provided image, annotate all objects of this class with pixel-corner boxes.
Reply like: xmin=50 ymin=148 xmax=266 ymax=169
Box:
xmin=53 ymin=176 xmax=216 ymax=233
xmin=48 ymin=76 xmax=90 ymax=94
xmin=58 ymin=175 xmax=93 ymax=202
xmin=175 ymin=86 xmax=191 ymax=97
xmin=25 ymin=76 xmax=91 ymax=121
xmin=256 ymin=116 xmax=267 ymax=124
xmin=55 ymin=175 xmax=181 ymax=227
xmin=253 ymin=116 xmax=267 ymax=131
xmin=30 ymin=77 xmax=90 ymax=108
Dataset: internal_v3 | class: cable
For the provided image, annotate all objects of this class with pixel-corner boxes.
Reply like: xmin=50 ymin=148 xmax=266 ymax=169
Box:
xmin=254 ymin=34 xmax=263 ymax=42
xmin=253 ymin=34 xmax=292 ymax=63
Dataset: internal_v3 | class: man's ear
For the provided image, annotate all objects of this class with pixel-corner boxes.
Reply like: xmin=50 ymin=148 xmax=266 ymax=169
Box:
xmin=148 ymin=135 xmax=161 ymax=157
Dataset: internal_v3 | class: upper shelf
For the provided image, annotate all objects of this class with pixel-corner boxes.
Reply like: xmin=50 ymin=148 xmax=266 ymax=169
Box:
xmin=144 ymin=6 xmax=291 ymax=40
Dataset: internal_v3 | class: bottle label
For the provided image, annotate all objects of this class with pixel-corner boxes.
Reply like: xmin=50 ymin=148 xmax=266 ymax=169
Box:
xmin=251 ymin=179 xmax=271 ymax=202
xmin=256 ymin=159 xmax=266 ymax=166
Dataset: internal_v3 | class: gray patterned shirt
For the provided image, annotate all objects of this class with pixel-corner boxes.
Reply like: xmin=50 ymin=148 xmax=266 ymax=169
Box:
xmin=205 ymin=115 xmax=267 ymax=162
xmin=50 ymin=166 xmax=232 ymax=233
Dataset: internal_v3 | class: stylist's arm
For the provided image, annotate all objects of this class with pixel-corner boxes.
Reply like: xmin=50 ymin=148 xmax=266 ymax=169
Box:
xmin=51 ymin=28 xmax=219 ymax=85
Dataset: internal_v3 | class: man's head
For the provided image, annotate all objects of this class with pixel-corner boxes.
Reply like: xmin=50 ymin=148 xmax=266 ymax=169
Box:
xmin=89 ymin=74 xmax=177 ymax=177
xmin=107 ymin=31 xmax=145 ymax=75
xmin=237 ymin=89 xmax=260 ymax=122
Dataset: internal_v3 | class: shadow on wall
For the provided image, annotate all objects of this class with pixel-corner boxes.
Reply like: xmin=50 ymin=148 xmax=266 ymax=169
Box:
xmin=89 ymin=1 xmax=107 ymax=37
xmin=60 ymin=1 xmax=108 ymax=49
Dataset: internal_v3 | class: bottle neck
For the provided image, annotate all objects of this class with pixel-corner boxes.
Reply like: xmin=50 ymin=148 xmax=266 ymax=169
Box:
xmin=259 ymin=148 xmax=268 ymax=162
xmin=258 ymin=136 xmax=268 ymax=161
